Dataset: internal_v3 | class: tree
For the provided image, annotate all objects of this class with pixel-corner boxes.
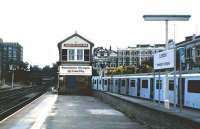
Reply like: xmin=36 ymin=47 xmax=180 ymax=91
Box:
xmin=137 ymin=60 xmax=153 ymax=73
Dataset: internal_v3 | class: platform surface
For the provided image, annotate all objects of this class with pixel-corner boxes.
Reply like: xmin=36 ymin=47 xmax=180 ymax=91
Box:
xmin=0 ymin=93 xmax=145 ymax=129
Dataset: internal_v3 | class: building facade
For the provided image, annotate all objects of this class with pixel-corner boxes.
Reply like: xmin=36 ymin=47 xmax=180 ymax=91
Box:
xmin=176 ymin=35 xmax=200 ymax=72
xmin=0 ymin=41 xmax=23 ymax=83
xmin=117 ymin=44 xmax=165 ymax=67
xmin=92 ymin=47 xmax=117 ymax=74
xmin=57 ymin=33 xmax=94 ymax=95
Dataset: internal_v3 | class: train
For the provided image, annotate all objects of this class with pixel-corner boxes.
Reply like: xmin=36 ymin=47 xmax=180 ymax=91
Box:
xmin=92 ymin=73 xmax=200 ymax=110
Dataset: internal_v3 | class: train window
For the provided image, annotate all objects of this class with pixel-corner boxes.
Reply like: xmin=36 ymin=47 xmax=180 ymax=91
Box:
xmin=122 ymin=80 xmax=125 ymax=87
xmin=142 ymin=80 xmax=148 ymax=88
xmin=188 ymin=80 xmax=200 ymax=93
xmin=169 ymin=80 xmax=174 ymax=91
xmin=130 ymin=80 xmax=136 ymax=87
xmin=99 ymin=80 xmax=101 ymax=84
xmin=111 ymin=80 xmax=113 ymax=85
xmin=104 ymin=80 xmax=107 ymax=85
xmin=94 ymin=80 xmax=96 ymax=84
xmin=156 ymin=80 xmax=162 ymax=89
xmin=115 ymin=80 xmax=118 ymax=86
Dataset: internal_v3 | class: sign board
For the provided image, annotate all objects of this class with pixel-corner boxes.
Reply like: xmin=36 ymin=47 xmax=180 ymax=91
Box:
xmin=59 ymin=66 xmax=92 ymax=76
xmin=63 ymin=43 xmax=88 ymax=47
xmin=154 ymin=49 xmax=174 ymax=70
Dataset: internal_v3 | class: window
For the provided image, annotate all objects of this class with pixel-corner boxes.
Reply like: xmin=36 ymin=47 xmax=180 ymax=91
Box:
xmin=122 ymin=80 xmax=125 ymax=87
xmin=197 ymin=47 xmax=200 ymax=57
xmin=130 ymin=80 xmax=136 ymax=87
xmin=115 ymin=80 xmax=118 ymax=86
xmin=188 ymin=80 xmax=200 ymax=93
xmin=69 ymin=49 xmax=75 ymax=60
xmin=156 ymin=80 xmax=162 ymax=89
xmin=186 ymin=48 xmax=192 ymax=59
xmin=142 ymin=80 xmax=148 ymax=88
xmin=84 ymin=49 xmax=90 ymax=61
xmin=169 ymin=80 xmax=174 ymax=91
xmin=62 ymin=49 xmax=67 ymax=60
xmin=104 ymin=80 xmax=107 ymax=85
xmin=110 ymin=79 xmax=113 ymax=86
xmin=77 ymin=49 xmax=83 ymax=60
xmin=99 ymin=80 xmax=101 ymax=84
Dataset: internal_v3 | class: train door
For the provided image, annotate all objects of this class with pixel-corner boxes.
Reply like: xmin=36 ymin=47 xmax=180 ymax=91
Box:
xmin=111 ymin=79 xmax=113 ymax=92
xmin=150 ymin=78 xmax=154 ymax=99
xmin=96 ymin=78 xmax=99 ymax=90
xmin=102 ymin=79 xmax=104 ymax=91
xmin=118 ymin=79 xmax=121 ymax=94
xmin=137 ymin=78 xmax=140 ymax=96
xmin=126 ymin=79 xmax=129 ymax=95
xmin=108 ymin=79 xmax=110 ymax=92
xmin=178 ymin=78 xmax=185 ymax=105
xmin=99 ymin=79 xmax=102 ymax=91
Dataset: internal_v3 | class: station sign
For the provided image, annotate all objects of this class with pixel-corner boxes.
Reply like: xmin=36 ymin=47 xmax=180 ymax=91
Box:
xmin=63 ymin=43 xmax=88 ymax=47
xmin=59 ymin=66 xmax=92 ymax=76
xmin=154 ymin=49 xmax=174 ymax=70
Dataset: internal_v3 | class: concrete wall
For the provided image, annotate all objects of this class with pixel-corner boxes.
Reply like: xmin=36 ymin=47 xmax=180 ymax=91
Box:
xmin=93 ymin=91 xmax=200 ymax=129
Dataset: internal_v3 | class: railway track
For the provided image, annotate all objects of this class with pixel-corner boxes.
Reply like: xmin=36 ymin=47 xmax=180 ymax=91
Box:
xmin=0 ymin=86 xmax=48 ymax=120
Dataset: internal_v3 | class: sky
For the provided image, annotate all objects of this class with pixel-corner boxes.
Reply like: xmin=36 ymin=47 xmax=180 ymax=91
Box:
xmin=0 ymin=0 xmax=199 ymax=67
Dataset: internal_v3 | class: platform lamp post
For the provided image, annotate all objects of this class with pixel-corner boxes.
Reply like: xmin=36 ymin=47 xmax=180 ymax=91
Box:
xmin=9 ymin=64 xmax=16 ymax=88
xmin=143 ymin=15 xmax=191 ymax=110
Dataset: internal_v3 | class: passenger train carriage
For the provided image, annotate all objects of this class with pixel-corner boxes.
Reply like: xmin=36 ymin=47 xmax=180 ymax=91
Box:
xmin=92 ymin=73 xmax=200 ymax=109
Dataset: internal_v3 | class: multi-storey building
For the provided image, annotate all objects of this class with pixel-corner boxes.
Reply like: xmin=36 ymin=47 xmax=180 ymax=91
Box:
xmin=57 ymin=33 xmax=94 ymax=95
xmin=117 ymin=44 xmax=165 ymax=66
xmin=176 ymin=34 xmax=200 ymax=72
xmin=92 ymin=47 xmax=117 ymax=72
xmin=0 ymin=40 xmax=23 ymax=83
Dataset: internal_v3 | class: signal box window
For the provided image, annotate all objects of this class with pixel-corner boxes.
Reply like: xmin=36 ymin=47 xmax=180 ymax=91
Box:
xmin=84 ymin=49 xmax=90 ymax=61
xmin=62 ymin=49 xmax=67 ymax=60
xmin=69 ymin=49 xmax=75 ymax=60
xmin=77 ymin=49 xmax=83 ymax=60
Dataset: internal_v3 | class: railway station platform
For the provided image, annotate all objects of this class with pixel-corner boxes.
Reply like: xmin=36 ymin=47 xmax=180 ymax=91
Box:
xmin=93 ymin=91 xmax=200 ymax=129
xmin=0 ymin=93 xmax=146 ymax=129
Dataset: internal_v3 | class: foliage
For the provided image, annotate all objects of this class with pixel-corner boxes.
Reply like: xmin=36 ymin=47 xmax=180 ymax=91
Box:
xmin=92 ymin=69 xmax=99 ymax=76
xmin=107 ymin=65 xmax=137 ymax=75
xmin=106 ymin=59 xmax=153 ymax=75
